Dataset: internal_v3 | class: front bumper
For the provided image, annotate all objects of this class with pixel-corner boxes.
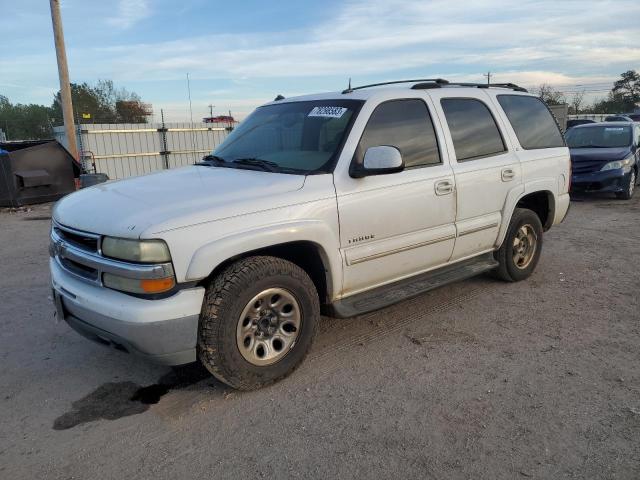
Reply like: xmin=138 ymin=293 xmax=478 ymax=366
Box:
xmin=51 ymin=258 xmax=205 ymax=365
xmin=571 ymin=168 xmax=629 ymax=193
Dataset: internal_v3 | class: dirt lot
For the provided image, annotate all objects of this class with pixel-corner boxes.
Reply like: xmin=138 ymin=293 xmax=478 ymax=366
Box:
xmin=1 ymin=195 xmax=639 ymax=479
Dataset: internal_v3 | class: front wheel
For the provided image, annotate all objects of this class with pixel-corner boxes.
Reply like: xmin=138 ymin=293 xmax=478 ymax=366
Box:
xmin=615 ymin=169 xmax=636 ymax=200
xmin=493 ymin=208 xmax=543 ymax=282
xmin=198 ymin=256 xmax=320 ymax=390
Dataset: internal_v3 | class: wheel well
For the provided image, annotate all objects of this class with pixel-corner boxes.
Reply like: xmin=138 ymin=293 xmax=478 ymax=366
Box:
xmin=516 ymin=191 xmax=554 ymax=230
xmin=200 ymin=241 xmax=330 ymax=304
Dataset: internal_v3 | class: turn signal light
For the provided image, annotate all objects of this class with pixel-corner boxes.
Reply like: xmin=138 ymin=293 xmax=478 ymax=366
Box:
xmin=140 ymin=277 xmax=176 ymax=294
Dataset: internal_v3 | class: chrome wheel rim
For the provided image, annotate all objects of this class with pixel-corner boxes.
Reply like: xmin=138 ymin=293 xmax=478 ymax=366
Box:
xmin=236 ymin=287 xmax=302 ymax=366
xmin=512 ymin=224 xmax=537 ymax=270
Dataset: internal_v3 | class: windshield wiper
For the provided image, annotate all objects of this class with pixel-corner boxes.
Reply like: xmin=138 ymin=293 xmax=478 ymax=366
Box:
xmin=232 ymin=158 xmax=279 ymax=172
xmin=198 ymin=154 xmax=231 ymax=166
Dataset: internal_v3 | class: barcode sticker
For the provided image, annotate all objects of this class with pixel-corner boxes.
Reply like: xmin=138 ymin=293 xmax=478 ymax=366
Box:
xmin=308 ymin=106 xmax=347 ymax=118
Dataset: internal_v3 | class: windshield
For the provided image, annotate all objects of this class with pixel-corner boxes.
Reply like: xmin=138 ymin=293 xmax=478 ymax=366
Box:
xmin=212 ymin=100 xmax=363 ymax=174
xmin=565 ymin=125 xmax=632 ymax=148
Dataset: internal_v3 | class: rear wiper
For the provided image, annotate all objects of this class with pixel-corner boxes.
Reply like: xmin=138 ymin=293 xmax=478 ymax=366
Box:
xmin=232 ymin=157 xmax=279 ymax=172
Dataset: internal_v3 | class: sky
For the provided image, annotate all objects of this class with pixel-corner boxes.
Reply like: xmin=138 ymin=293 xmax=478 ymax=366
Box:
xmin=1 ymin=0 xmax=639 ymax=121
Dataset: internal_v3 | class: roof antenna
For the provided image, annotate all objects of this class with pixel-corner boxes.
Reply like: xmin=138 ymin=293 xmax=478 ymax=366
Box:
xmin=348 ymin=77 xmax=352 ymax=90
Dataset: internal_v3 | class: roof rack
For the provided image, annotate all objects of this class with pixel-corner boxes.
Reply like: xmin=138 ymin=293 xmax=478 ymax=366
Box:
xmin=342 ymin=78 xmax=527 ymax=94
xmin=342 ymin=78 xmax=449 ymax=94
xmin=445 ymin=82 xmax=528 ymax=92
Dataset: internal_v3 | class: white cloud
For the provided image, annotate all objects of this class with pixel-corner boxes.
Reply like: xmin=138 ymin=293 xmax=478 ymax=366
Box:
xmin=83 ymin=0 xmax=640 ymax=84
xmin=4 ymin=0 xmax=640 ymax=115
xmin=106 ymin=0 xmax=151 ymax=29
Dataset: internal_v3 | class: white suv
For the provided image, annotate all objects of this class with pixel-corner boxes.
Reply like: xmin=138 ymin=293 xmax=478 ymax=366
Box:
xmin=50 ymin=79 xmax=571 ymax=390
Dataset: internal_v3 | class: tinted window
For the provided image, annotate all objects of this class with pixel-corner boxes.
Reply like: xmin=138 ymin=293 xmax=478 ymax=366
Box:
xmin=441 ymin=98 xmax=506 ymax=161
xmin=565 ymin=125 xmax=632 ymax=148
xmin=497 ymin=95 xmax=564 ymax=149
xmin=356 ymin=99 xmax=440 ymax=168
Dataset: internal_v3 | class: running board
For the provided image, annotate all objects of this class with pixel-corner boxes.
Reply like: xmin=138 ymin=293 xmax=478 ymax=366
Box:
xmin=328 ymin=253 xmax=498 ymax=318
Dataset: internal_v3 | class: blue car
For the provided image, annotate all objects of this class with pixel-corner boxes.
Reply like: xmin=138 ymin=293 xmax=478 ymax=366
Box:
xmin=567 ymin=122 xmax=639 ymax=199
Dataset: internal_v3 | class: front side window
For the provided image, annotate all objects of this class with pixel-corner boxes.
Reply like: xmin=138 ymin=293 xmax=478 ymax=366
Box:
xmin=355 ymin=99 xmax=441 ymax=168
xmin=213 ymin=100 xmax=362 ymax=173
xmin=497 ymin=95 xmax=564 ymax=149
xmin=441 ymin=98 xmax=506 ymax=161
xmin=565 ymin=125 xmax=632 ymax=148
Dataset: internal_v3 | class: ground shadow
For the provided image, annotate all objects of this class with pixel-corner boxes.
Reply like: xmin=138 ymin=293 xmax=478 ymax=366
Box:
xmin=53 ymin=362 xmax=213 ymax=430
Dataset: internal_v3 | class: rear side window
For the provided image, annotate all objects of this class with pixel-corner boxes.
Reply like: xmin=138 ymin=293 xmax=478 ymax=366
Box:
xmin=356 ymin=99 xmax=441 ymax=168
xmin=497 ymin=95 xmax=564 ymax=149
xmin=440 ymin=98 xmax=506 ymax=161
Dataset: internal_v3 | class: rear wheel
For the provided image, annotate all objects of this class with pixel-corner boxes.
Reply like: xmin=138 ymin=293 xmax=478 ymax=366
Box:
xmin=615 ymin=169 xmax=636 ymax=200
xmin=493 ymin=208 xmax=543 ymax=282
xmin=198 ymin=256 xmax=320 ymax=390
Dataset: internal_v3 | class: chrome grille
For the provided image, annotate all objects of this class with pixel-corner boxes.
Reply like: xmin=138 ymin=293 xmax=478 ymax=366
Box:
xmin=53 ymin=223 xmax=100 ymax=254
xmin=50 ymin=221 xmax=174 ymax=287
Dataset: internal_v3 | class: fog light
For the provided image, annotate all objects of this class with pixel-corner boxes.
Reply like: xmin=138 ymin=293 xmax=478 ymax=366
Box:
xmin=103 ymin=273 xmax=175 ymax=294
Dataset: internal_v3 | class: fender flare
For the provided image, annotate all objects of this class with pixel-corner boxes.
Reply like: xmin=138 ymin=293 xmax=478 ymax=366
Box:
xmin=495 ymin=179 xmax=556 ymax=248
xmin=185 ymin=220 xmax=342 ymax=299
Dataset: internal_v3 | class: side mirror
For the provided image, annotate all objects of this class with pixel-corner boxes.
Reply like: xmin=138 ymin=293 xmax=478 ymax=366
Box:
xmin=351 ymin=146 xmax=404 ymax=178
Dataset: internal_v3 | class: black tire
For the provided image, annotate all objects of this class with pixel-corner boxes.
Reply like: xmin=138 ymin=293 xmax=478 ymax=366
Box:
xmin=493 ymin=208 xmax=543 ymax=282
xmin=615 ymin=169 xmax=636 ymax=200
xmin=197 ymin=256 xmax=320 ymax=390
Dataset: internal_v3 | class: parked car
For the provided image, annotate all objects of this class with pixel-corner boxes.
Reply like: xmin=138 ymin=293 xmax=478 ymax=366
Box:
xmin=566 ymin=122 xmax=639 ymax=199
xmin=566 ymin=119 xmax=596 ymax=130
xmin=50 ymin=79 xmax=571 ymax=390
xmin=605 ymin=115 xmax=634 ymax=122
xmin=626 ymin=113 xmax=640 ymax=122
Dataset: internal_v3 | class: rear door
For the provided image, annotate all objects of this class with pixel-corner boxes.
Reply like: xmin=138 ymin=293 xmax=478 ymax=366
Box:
xmin=430 ymin=90 xmax=522 ymax=261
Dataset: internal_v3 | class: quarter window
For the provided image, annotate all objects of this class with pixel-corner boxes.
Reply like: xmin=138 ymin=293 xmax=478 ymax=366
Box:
xmin=497 ymin=95 xmax=564 ymax=149
xmin=441 ymin=98 xmax=506 ymax=161
xmin=356 ymin=99 xmax=441 ymax=168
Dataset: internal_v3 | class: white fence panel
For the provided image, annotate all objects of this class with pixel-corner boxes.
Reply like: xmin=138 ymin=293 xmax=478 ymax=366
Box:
xmin=54 ymin=122 xmax=233 ymax=180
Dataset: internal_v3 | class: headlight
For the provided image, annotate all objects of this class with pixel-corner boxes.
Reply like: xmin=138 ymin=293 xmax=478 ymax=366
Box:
xmin=601 ymin=156 xmax=632 ymax=171
xmin=101 ymin=237 xmax=171 ymax=263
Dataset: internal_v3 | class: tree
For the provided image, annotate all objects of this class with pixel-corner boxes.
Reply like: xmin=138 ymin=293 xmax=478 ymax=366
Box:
xmin=568 ymin=91 xmax=585 ymax=115
xmin=0 ymin=95 xmax=54 ymax=140
xmin=583 ymin=70 xmax=640 ymax=114
xmin=536 ymin=84 xmax=566 ymax=106
xmin=612 ymin=70 xmax=640 ymax=106
xmin=51 ymin=80 xmax=151 ymax=124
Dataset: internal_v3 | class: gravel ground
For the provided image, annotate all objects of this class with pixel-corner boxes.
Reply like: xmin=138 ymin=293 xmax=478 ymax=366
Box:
xmin=0 ymin=195 xmax=639 ymax=479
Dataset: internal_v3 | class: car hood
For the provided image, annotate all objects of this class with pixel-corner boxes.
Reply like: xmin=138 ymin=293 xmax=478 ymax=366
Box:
xmin=53 ymin=166 xmax=306 ymax=237
xmin=569 ymin=146 xmax=631 ymax=163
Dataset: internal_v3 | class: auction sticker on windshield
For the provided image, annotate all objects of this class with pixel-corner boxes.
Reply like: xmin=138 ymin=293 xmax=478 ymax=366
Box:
xmin=308 ymin=106 xmax=348 ymax=118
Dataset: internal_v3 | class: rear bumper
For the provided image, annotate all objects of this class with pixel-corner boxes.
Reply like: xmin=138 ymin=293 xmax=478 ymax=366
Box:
xmin=571 ymin=168 xmax=629 ymax=193
xmin=51 ymin=258 xmax=205 ymax=365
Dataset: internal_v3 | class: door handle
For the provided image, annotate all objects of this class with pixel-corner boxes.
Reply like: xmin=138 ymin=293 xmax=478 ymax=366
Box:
xmin=501 ymin=168 xmax=516 ymax=182
xmin=435 ymin=179 xmax=454 ymax=195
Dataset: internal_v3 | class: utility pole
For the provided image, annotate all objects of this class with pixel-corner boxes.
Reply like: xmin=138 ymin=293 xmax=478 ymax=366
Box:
xmin=208 ymin=104 xmax=215 ymax=118
xmin=49 ymin=0 xmax=78 ymax=160
xmin=186 ymin=73 xmax=194 ymax=123
xmin=484 ymin=71 xmax=492 ymax=85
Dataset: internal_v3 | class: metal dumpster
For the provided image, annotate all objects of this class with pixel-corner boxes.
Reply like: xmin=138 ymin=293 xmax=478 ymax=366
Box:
xmin=0 ymin=140 xmax=80 ymax=207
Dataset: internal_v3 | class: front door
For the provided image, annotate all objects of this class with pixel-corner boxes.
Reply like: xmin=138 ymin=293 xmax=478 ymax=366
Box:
xmin=333 ymin=97 xmax=456 ymax=297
